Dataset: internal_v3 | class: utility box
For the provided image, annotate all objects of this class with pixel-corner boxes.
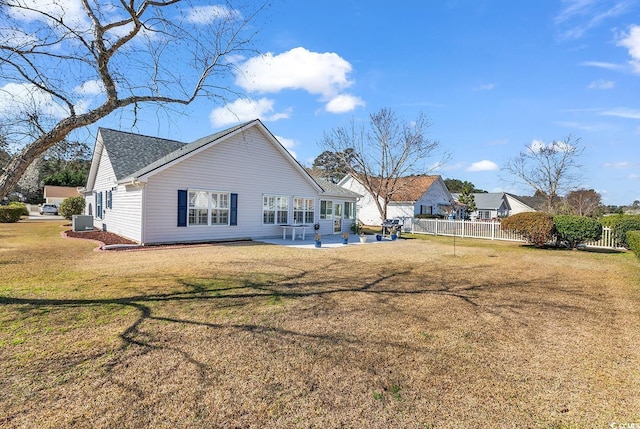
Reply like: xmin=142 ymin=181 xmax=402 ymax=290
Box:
xmin=72 ymin=215 xmax=94 ymax=232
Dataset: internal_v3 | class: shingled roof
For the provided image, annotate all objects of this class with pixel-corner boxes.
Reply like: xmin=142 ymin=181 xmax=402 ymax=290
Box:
xmin=99 ymin=128 xmax=185 ymax=181
xmin=313 ymin=177 xmax=362 ymax=198
xmin=389 ymin=175 xmax=440 ymax=201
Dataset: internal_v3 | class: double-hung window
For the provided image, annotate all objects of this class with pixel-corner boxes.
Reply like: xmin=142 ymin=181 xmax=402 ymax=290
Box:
xmin=293 ymin=197 xmax=314 ymax=224
xmin=263 ymin=196 xmax=289 ymax=224
xmin=320 ymin=200 xmax=333 ymax=219
xmin=188 ymin=190 xmax=229 ymax=226
xmin=344 ymin=201 xmax=355 ymax=220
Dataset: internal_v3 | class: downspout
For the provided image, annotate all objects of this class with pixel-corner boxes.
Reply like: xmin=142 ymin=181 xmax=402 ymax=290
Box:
xmin=140 ymin=182 xmax=147 ymax=245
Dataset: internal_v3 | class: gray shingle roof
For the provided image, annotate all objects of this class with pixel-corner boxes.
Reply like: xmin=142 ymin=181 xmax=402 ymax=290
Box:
xmin=314 ymin=177 xmax=362 ymax=198
xmin=453 ymin=192 xmax=506 ymax=210
xmin=473 ymin=193 xmax=506 ymax=210
xmin=121 ymin=121 xmax=252 ymax=181
xmin=99 ymin=128 xmax=185 ymax=181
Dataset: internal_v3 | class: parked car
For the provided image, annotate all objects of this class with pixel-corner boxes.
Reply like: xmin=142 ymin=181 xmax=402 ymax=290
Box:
xmin=40 ymin=204 xmax=59 ymax=215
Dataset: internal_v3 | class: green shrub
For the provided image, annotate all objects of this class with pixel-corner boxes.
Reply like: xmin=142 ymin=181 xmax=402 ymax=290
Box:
xmin=627 ymin=231 xmax=640 ymax=259
xmin=501 ymin=212 xmax=555 ymax=247
xmin=59 ymin=196 xmax=86 ymax=220
xmin=8 ymin=201 xmax=29 ymax=216
xmin=553 ymin=215 xmax=603 ymax=249
xmin=600 ymin=215 xmax=640 ymax=248
xmin=0 ymin=206 xmax=24 ymax=223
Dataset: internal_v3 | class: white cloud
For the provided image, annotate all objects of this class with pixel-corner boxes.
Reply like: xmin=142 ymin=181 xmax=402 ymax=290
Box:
xmin=7 ymin=0 xmax=90 ymax=33
xmin=604 ymin=161 xmax=633 ymax=169
xmin=274 ymin=135 xmax=297 ymax=159
xmin=467 ymin=160 xmax=499 ymax=172
xmin=601 ymin=108 xmax=640 ymax=119
xmin=472 ymin=83 xmax=495 ymax=91
xmin=236 ymin=47 xmax=354 ymax=96
xmin=629 ymin=173 xmax=640 ymax=179
xmin=618 ymin=24 xmax=640 ymax=73
xmin=580 ymin=61 xmax=625 ymax=71
xmin=0 ymin=28 xmax=38 ymax=47
xmin=74 ymin=80 xmax=105 ymax=96
xmin=209 ymin=98 xmax=290 ymax=127
xmin=587 ymin=79 xmax=615 ymax=89
xmin=234 ymin=47 xmax=363 ymax=113
xmin=325 ymin=94 xmax=365 ymax=113
xmin=437 ymin=161 xmax=465 ymax=172
xmin=528 ymin=139 xmax=575 ymax=153
xmin=184 ymin=5 xmax=242 ymax=24
xmin=555 ymin=0 xmax=632 ymax=40
xmin=0 ymin=82 xmax=69 ymax=118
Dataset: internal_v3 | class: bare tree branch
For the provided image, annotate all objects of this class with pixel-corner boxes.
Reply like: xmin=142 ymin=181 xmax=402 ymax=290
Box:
xmin=0 ymin=0 xmax=266 ymax=198
xmin=321 ymin=108 xmax=444 ymax=221
xmin=503 ymin=135 xmax=584 ymax=212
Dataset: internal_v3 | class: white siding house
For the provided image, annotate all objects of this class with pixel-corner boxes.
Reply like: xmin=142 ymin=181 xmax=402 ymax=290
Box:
xmin=81 ymin=120 xmax=359 ymax=245
xmin=452 ymin=192 xmax=540 ymax=220
xmin=338 ymin=174 xmax=456 ymax=225
xmin=43 ymin=186 xmax=80 ymax=206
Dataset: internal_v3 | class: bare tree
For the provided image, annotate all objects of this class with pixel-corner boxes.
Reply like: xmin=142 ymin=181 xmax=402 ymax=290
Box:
xmin=321 ymin=108 xmax=442 ymax=221
xmin=565 ymin=188 xmax=602 ymax=216
xmin=503 ymin=135 xmax=584 ymax=212
xmin=0 ymin=0 xmax=265 ymax=199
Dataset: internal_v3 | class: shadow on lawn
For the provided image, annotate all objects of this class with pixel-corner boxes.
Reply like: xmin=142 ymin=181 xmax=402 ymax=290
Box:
xmin=0 ymin=261 xmax=579 ymax=386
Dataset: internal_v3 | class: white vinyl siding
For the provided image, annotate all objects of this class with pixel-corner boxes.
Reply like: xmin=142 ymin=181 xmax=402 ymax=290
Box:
xmin=88 ymin=143 xmax=143 ymax=242
xmin=141 ymin=127 xmax=322 ymax=243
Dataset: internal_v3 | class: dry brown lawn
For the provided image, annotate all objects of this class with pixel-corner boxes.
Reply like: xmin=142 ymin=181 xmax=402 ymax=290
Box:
xmin=1 ymin=220 xmax=640 ymax=428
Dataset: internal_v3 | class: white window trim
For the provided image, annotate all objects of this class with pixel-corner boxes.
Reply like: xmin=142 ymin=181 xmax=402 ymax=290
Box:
xmin=188 ymin=189 xmax=230 ymax=227
xmin=293 ymin=196 xmax=315 ymax=225
xmin=263 ymin=195 xmax=290 ymax=225
xmin=320 ymin=200 xmax=333 ymax=220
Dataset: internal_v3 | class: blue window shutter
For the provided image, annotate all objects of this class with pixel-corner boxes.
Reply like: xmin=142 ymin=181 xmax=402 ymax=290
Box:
xmin=230 ymin=193 xmax=238 ymax=226
xmin=97 ymin=192 xmax=103 ymax=218
xmin=177 ymin=190 xmax=187 ymax=227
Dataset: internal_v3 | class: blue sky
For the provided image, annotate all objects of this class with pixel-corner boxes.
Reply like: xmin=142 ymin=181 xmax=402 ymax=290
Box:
xmin=170 ymin=0 xmax=640 ymax=205
xmin=3 ymin=1 xmax=639 ymax=205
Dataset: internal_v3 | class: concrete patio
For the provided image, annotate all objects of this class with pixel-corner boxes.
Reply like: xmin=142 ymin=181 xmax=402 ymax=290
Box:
xmin=257 ymin=233 xmax=398 ymax=249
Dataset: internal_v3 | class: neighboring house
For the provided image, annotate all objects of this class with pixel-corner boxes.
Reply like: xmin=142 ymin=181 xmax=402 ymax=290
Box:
xmin=43 ymin=185 xmax=80 ymax=206
xmin=338 ymin=174 xmax=456 ymax=225
xmin=452 ymin=192 xmax=539 ymax=220
xmin=80 ymin=120 xmax=360 ymax=245
xmin=503 ymin=193 xmax=542 ymax=215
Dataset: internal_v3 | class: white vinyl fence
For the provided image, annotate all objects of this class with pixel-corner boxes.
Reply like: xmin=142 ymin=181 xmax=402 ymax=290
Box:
xmin=404 ymin=218 xmax=617 ymax=249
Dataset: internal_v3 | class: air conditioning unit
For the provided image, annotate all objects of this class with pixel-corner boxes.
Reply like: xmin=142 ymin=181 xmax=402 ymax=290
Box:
xmin=72 ymin=215 xmax=94 ymax=232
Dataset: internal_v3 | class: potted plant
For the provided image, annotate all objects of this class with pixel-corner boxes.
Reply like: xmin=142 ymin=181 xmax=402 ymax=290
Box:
xmin=341 ymin=232 xmax=349 ymax=245
xmin=351 ymin=220 xmax=367 ymax=243
xmin=314 ymin=232 xmax=321 ymax=248
xmin=390 ymin=225 xmax=398 ymax=241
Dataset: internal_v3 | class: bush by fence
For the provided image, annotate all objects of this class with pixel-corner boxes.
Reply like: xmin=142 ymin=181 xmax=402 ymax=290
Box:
xmin=0 ymin=206 xmax=24 ymax=223
xmin=601 ymin=215 xmax=640 ymax=248
xmin=500 ymin=212 xmax=555 ymax=247
xmin=627 ymin=231 xmax=640 ymax=259
xmin=408 ymin=218 xmax=619 ymax=249
xmin=553 ymin=215 xmax=603 ymax=249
